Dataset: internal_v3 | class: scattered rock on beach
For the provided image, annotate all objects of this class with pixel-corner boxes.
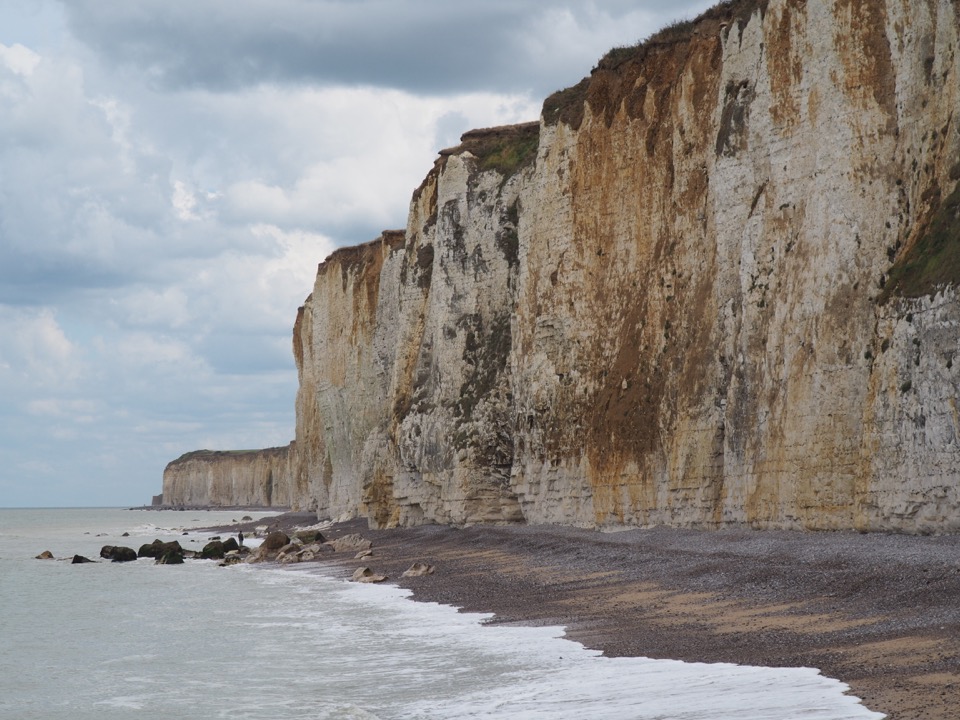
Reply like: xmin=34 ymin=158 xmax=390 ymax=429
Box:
xmin=355 ymin=549 xmax=373 ymax=559
xmin=402 ymin=562 xmax=435 ymax=577
xmin=295 ymin=529 xmax=325 ymax=543
xmin=72 ymin=555 xmax=95 ymax=564
xmin=100 ymin=545 xmax=138 ymax=562
xmin=261 ymin=531 xmax=290 ymax=553
xmin=328 ymin=534 xmax=372 ymax=553
xmin=351 ymin=566 xmax=387 ymax=583
xmin=35 ymin=550 xmax=54 ymax=560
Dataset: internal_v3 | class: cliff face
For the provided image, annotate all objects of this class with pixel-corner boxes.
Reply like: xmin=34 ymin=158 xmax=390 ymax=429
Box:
xmin=169 ymin=0 xmax=960 ymax=532
xmin=161 ymin=446 xmax=296 ymax=508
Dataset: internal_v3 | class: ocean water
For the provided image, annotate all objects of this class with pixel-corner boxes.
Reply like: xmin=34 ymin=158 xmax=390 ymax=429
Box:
xmin=0 ymin=508 xmax=885 ymax=720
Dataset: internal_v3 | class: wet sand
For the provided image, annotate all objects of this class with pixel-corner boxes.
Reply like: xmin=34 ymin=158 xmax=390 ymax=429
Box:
xmin=224 ymin=514 xmax=960 ymax=719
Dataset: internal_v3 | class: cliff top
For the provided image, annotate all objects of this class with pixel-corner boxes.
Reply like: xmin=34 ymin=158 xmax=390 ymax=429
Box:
xmin=542 ymin=0 xmax=769 ymax=129
xmin=439 ymin=121 xmax=540 ymax=177
xmin=167 ymin=446 xmax=290 ymax=467
xmin=316 ymin=230 xmax=406 ymax=277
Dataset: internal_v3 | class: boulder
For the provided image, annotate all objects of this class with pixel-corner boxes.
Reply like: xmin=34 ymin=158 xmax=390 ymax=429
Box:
xmin=221 ymin=537 xmax=240 ymax=553
xmin=402 ymin=562 xmax=435 ymax=577
xmin=328 ymin=534 xmax=372 ymax=553
xmin=155 ymin=542 xmax=184 ymax=565
xmin=261 ymin=531 xmax=290 ymax=553
xmin=35 ymin=550 xmax=54 ymax=560
xmin=71 ymin=555 xmax=95 ymax=564
xmin=138 ymin=539 xmax=165 ymax=558
xmin=351 ymin=566 xmax=387 ymax=583
xmin=218 ymin=555 xmax=243 ymax=567
xmin=277 ymin=552 xmax=301 ymax=564
xmin=295 ymin=529 xmax=325 ymax=543
xmin=100 ymin=545 xmax=138 ymax=562
xmin=200 ymin=540 xmax=225 ymax=559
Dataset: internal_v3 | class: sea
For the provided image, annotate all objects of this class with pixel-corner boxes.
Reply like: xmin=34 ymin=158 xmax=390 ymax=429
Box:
xmin=0 ymin=508 xmax=885 ymax=720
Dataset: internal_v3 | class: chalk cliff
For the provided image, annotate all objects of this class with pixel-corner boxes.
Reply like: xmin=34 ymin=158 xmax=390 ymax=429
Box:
xmin=161 ymin=447 xmax=297 ymax=508
xmin=165 ymin=0 xmax=960 ymax=532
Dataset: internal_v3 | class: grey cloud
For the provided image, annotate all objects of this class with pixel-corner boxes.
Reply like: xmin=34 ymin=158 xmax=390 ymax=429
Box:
xmin=62 ymin=0 xmax=712 ymax=97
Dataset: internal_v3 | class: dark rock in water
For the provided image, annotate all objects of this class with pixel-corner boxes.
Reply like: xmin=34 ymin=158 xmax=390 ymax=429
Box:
xmin=201 ymin=540 xmax=225 ymax=559
xmin=241 ymin=515 xmax=252 ymax=521
xmin=121 ymin=532 xmax=130 ymax=537
xmin=295 ymin=529 xmax=325 ymax=543
xmin=100 ymin=545 xmax=138 ymax=562
xmin=221 ymin=537 xmax=240 ymax=554
xmin=261 ymin=531 xmax=290 ymax=553
xmin=72 ymin=555 xmax=95 ymax=564
xmin=156 ymin=545 xmax=185 ymax=564
xmin=143 ymin=541 xmax=184 ymax=565
xmin=218 ymin=554 xmax=243 ymax=567
xmin=209 ymin=535 xmax=221 ymax=541
xmin=35 ymin=550 xmax=54 ymax=560
xmin=138 ymin=539 xmax=165 ymax=558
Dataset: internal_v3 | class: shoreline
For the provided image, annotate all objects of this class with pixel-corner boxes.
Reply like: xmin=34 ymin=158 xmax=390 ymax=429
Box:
xmin=213 ymin=513 xmax=960 ymax=720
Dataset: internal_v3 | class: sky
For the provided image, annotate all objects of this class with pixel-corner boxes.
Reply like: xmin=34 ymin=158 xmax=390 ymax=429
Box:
xmin=0 ymin=0 xmax=713 ymax=508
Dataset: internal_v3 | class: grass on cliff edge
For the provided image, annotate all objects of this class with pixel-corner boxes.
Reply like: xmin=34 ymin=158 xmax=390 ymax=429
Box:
xmin=542 ymin=0 xmax=769 ymax=129
xmin=883 ymin=180 xmax=960 ymax=301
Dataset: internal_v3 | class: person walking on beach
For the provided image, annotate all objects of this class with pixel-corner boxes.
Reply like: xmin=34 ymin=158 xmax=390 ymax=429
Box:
xmin=238 ymin=531 xmax=244 ymax=547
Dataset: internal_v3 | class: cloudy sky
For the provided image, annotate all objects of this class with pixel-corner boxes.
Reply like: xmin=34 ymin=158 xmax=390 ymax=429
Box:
xmin=0 ymin=0 xmax=712 ymax=508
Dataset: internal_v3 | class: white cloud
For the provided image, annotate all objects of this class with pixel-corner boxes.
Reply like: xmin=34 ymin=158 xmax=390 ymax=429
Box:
xmin=0 ymin=307 xmax=79 ymax=387
xmin=0 ymin=42 xmax=40 ymax=75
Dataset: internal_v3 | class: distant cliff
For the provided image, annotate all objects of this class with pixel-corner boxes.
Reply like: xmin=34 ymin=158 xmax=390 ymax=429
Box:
xmin=163 ymin=0 xmax=960 ymax=532
xmin=161 ymin=446 xmax=300 ymax=509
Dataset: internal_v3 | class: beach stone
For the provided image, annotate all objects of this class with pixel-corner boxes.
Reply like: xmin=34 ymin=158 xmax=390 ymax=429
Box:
xmin=200 ymin=540 xmax=226 ymax=559
xmin=121 ymin=532 xmax=129 ymax=537
xmin=355 ymin=549 xmax=373 ymax=559
xmin=261 ymin=531 xmax=290 ymax=553
xmin=219 ymin=555 xmax=243 ymax=567
xmin=295 ymin=529 xmax=325 ymax=543
xmin=277 ymin=551 xmax=301 ymax=564
xmin=298 ymin=549 xmax=316 ymax=562
xmin=71 ymin=555 xmax=95 ymax=564
xmin=402 ymin=562 xmax=435 ymax=577
xmin=241 ymin=515 xmax=252 ymax=521
xmin=351 ymin=566 xmax=387 ymax=583
xmin=222 ymin=537 xmax=240 ymax=553
xmin=35 ymin=550 xmax=54 ymax=559
xmin=328 ymin=534 xmax=372 ymax=553
xmin=100 ymin=545 xmax=138 ymax=562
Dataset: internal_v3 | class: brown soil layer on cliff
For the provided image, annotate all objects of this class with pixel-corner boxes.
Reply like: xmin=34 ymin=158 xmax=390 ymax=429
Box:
xmin=231 ymin=515 xmax=960 ymax=719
